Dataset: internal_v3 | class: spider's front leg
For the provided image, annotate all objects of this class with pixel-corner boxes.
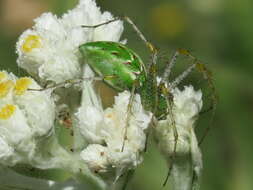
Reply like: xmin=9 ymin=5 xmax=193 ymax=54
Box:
xmin=82 ymin=16 xmax=156 ymax=53
xmin=81 ymin=16 xmax=158 ymax=71
xmin=156 ymin=83 xmax=179 ymax=186
xmin=161 ymin=49 xmax=218 ymax=145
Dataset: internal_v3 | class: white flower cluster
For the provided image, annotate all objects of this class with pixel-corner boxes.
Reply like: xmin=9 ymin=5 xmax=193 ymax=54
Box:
xmin=0 ymin=71 xmax=55 ymax=166
xmin=16 ymin=0 xmax=123 ymax=84
xmin=15 ymin=0 xmax=150 ymax=180
xmin=0 ymin=0 xmax=205 ymax=189
xmin=76 ymin=65 xmax=152 ymax=175
xmin=154 ymin=85 xmax=203 ymax=190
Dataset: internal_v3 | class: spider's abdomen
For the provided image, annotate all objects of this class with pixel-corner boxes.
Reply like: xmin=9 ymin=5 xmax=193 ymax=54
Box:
xmin=79 ymin=41 xmax=146 ymax=91
xmin=138 ymin=65 xmax=168 ymax=119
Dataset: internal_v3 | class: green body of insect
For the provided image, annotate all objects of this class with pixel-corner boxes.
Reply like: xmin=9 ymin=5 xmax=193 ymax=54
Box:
xmin=79 ymin=41 xmax=167 ymax=118
xmin=79 ymin=41 xmax=146 ymax=91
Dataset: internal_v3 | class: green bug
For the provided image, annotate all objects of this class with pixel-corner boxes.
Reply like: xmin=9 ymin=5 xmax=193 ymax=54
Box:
xmin=79 ymin=17 xmax=218 ymax=186
xmin=79 ymin=42 xmax=216 ymax=120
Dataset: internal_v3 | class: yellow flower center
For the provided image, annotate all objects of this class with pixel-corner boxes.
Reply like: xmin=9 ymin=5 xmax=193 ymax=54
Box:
xmin=0 ymin=72 xmax=7 ymax=82
xmin=0 ymin=80 xmax=14 ymax=98
xmin=21 ymin=35 xmax=42 ymax=53
xmin=0 ymin=104 xmax=16 ymax=120
xmin=15 ymin=77 xmax=32 ymax=95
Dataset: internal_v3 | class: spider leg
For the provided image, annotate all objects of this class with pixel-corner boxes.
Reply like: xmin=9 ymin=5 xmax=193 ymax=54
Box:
xmin=162 ymin=49 xmax=218 ymax=146
xmin=170 ymin=63 xmax=196 ymax=88
xmin=121 ymin=83 xmax=137 ymax=152
xmin=164 ymin=97 xmax=178 ymax=187
xmin=178 ymin=50 xmax=218 ymax=145
xmin=82 ymin=16 xmax=156 ymax=53
xmin=82 ymin=16 xmax=158 ymax=73
xmin=161 ymin=51 xmax=180 ymax=84
xmin=28 ymin=76 xmax=116 ymax=91
xmin=158 ymin=83 xmax=178 ymax=187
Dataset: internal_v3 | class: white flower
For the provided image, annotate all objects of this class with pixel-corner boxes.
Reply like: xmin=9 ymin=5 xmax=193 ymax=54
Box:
xmin=0 ymin=71 xmax=55 ymax=165
xmin=77 ymin=65 xmax=152 ymax=174
xmin=14 ymin=77 xmax=55 ymax=136
xmin=154 ymin=85 xmax=203 ymax=190
xmin=16 ymin=0 xmax=123 ymax=84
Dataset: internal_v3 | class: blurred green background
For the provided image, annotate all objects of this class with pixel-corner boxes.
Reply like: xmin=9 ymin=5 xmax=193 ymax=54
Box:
xmin=0 ymin=0 xmax=253 ymax=190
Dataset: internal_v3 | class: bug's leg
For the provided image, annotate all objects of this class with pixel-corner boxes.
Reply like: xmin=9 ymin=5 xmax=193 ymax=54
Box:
xmin=181 ymin=51 xmax=218 ymax=145
xmin=194 ymin=63 xmax=218 ymax=145
xmin=28 ymin=76 xmax=115 ymax=91
xmin=158 ymin=83 xmax=178 ymax=186
xmin=82 ymin=16 xmax=157 ymax=73
xmin=122 ymin=17 xmax=156 ymax=53
xmin=169 ymin=63 xmax=196 ymax=89
xmin=81 ymin=18 xmax=120 ymax=29
xmin=197 ymin=89 xmax=216 ymax=115
xmin=82 ymin=16 xmax=156 ymax=53
xmin=121 ymin=83 xmax=137 ymax=152
xmin=164 ymin=93 xmax=178 ymax=187
xmin=161 ymin=51 xmax=180 ymax=84
xmin=165 ymin=49 xmax=218 ymax=146
xmin=122 ymin=16 xmax=159 ymax=72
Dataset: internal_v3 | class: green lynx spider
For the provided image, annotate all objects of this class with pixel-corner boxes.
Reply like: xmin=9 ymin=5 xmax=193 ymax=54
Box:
xmin=30 ymin=16 xmax=217 ymax=186
xmin=79 ymin=16 xmax=217 ymax=185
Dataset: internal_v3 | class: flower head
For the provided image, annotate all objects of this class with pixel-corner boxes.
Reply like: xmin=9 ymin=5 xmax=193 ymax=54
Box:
xmin=78 ymin=91 xmax=152 ymax=173
xmin=76 ymin=66 xmax=152 ymax=175
xmin=0 ymin=71 xmax=55 ymax=165
xmin=16 ymin=0 xmax=123 ymax=84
